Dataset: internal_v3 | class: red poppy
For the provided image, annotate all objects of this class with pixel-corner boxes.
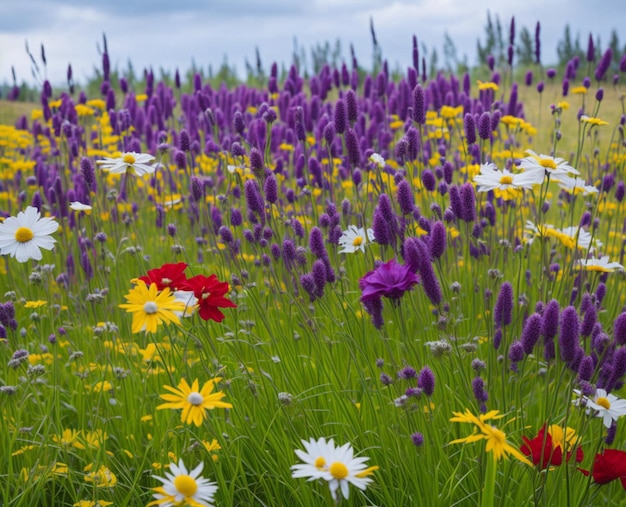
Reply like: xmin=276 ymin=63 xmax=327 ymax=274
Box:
xmin=521 ymin=424 xmax=583 ymax=469
xmin=179 ymin=274 xmax=237 ymax=322
xmin=580 ymin=449 xmax=626 ymax=489
xmin=138 ymin=262 xmax=188 ymax=291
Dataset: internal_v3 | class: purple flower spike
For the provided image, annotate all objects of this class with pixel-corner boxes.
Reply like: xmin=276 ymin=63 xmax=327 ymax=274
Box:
xmin=459 ymin=183 xmax=476 ymax=222
xmin=559 ymin=306 xmax=579 ymax=362
xmin=464 ymin=113 xmax=476 ymax=145
xmin=541 ymin=299 xmax=560 ymax=341
xmin=418 ymin=366 xmax=435 ymax=396
xmin=413 ymin=84 xmax=425 ymax=124
xmin=494 ymin=282 xmax=513 ymax=328
xmin=359 ymin=259 xmax=419 ymax=303
xmin=521 ymin=313 xmax=542 ymax=355
xmin=614 ymin=312 xmax=626 ymax=345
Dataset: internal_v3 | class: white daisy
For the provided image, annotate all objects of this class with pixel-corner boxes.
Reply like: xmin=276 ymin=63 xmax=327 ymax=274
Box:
xmin=320 ymin=441 xmax=378 ymax=501
xmin=148 ymin=459 xmax=217 ymax=507
xmin=97 ymin=152 xmax=155 ymax=176
xmin=573 ymin=388 xmax=626 ymax=428
xmin=575 ymin=256 xmax=624 ymax=273
xmin=69 ymin=201 xmax=93 ymax=214
xmin=552 ymin=175 xmax=598 ymax=196
xmin=291 ymin=437 xmax=335 ymax=481
xmin=519 ymin=149 xmax=579 ymax=178
xmin=473 ymin=162 xmax=543 ymax=196
xmin=0 ymin=206 xmax=59 ymax=262
xmin=338 ymin=226 xmax=375 ymax=254
xmin=292 ymin=437 xmax=378 ymax=501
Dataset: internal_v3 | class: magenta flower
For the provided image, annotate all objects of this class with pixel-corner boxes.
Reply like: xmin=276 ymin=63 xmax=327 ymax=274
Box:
xmin=359 ymin=259 xmax=419 ymax=303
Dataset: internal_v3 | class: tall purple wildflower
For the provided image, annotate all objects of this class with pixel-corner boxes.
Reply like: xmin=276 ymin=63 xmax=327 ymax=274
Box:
xmin=334 ymin=99 xmax=347 ymax=134
xmin=614 ymin=312 xmax=626 ymax=345
xmin=413 ymin=84 xmax=425 ymax=124
xmin=418 ymin=366 xmax=435 ymax=396
xmin=535 ymin=22 xmax=541 ymax=64
xmin=494 ymin=282 xmax=513 ymax=328
xmin=521 ymin=313 xmax=542 ymax=355
xmin=396 ymin=179 xmax=414 ymax=216
xmin=429 ymin=221 xmax=447 ymax=259
xmin=559 ymin=306 xmax=579 ymax=363
xmin=464 ymin=113 xmax=476 ymax=145
xmin=407 ymin=238 xmax=442 ymax=306
xmin=459 ymin=183 xmax=476 ymax=222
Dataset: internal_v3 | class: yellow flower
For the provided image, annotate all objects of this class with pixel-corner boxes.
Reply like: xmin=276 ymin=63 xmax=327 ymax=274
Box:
xmin=52 ymin=429 xmax=85 ymax=450
xmin=477 ymin=80 xmax=499 ymax=92
xmin=157 ymin=378 xmax=233 ymax=427
xmin=24 ymin=300 xmax=47 ymax=308
xmin=450 ymin=409 xmax=532 ymax=465
xmin=84 ymin=465 xmax=117 ymax=488
xmin=580 ymin=115 xmax=609 ymax=126
xmin=571 ymin=86 xmax=588 ymax=95
xmin=119 ymin=280 xmax=185 ymax=333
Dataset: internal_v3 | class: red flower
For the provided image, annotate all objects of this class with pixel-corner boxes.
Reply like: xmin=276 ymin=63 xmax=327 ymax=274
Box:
xmin=521 ymin=424 xmax=583 ymax=469
xmin=180 ymin=274 xmax=237 ymax=322
xmin=138 ymin=262 xmax=188 ymax=291
xmin=580 ymin=449 xmax=626 ymax=489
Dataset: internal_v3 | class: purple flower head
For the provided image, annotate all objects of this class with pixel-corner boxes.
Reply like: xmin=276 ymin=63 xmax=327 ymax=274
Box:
xmin=509 ymin=340 xmax=524 ymax=365
xmin=595 ymin=48 xmax=613 ymax=81
xmin=363 ymin=296 xmax=384 ymax=329
xmin=586 ymin=34 xmax=595 ymax=63
xmin=263 ymin=173 xmax=278 ymax=204
xmin=244 ymin=179 xmax=264 ymax=218
xmin=398 ymin=366 xmax=417 ymax=379
xmin=541 ymin=299 xmax=560 ymax=341
xmin=472 ymin=376 xmax=488 ymax=403
xmin=312 ymin=259 xmax=327 ymax=298
xmin=614 ymin=312 xmax=626 ymax=345
xmin=80 ymin=157 xmax=96 ymax=191
xmin=559 ymin=306 xmax=579 ymax=362
xmin=345 ymin=128 xmax=360 ymax=166
xmin=521 ymin=313 xmax=542 ymax=355
xmin=411 ymin=432 xmax=424 ymax=447
xmin=487 ymin=55 xmax=495 ymax=71
xmin=345 ymin=89 xmax=358 ymax=125
xmin=459 ymin=183 xmax=476 ymax=222
xmin=309 ymin=226 xmax=326 ymax=258
xmin=464 ymin=113 xmax=476 ymax=145
xmin=359 ymin=259 xmax=419 ymax=303
xmin=418 ymin=366 xmax=435 ymax=396
xmin=535 ymin=22 xmax=541 ymax=63
xmin=581 ymin=304 xmax=597 ymax=337
xmin=413 ymin=84 xmax=425 ymax=124
xmin=429 ymin=221 xmax=447 ymax=259
xmin=525 ymin=70 xmax=533 ymax=86
xmin=596 ymin=88 xmax=604 ymax=102
xmin=407 ymin=238 xmax=442 ymax=306
xmin=577 ymin=355 xmax=595 ymax=383
xmin=422 ymin=170 xmax=436 ymax=192
xmin=537 ymin=81 xmax=545 ymax=93
xmin=494 ymin=281 xmax=513 ymax=328
xmin=615 ymin=182 xmax=625 ymax=202
xmin=334 ymin=99 xmax=347 ymax=134
xmin=396 ymin=179 xmax=415 ymax=216
xmin=478 ymin=112 xmax=491 ymax=141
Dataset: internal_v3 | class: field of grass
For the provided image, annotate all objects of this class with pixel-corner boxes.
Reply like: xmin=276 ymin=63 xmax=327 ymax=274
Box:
xmin=1 ymin=50 xmax=626 ymax=507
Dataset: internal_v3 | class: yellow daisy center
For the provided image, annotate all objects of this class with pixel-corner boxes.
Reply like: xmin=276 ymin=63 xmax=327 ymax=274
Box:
xmin=499 ymin=175 xmax=513 ymax=185
xmin=352 ymin=236 xmax=363 ymax=247
xmin=143 ymin=301 xmax=158 ymax=314
xmin=314 ymin=456 xmax=326 ymax=470
xmin=173 ymin=474 xmax=198 ymax=497
xmin=329 ymin=461 xmax=348 ymax=480
xmin=123 ymin=153 xmax=136 ymax=164
xmin=539 ymin=159 xmax=557 ymax=170
xmin=15 ymin=226 xmax=34 ymax=243
xmin=187 ymin=392 xmax=204 ymax=405
xmin=596 ymin=397 xmax=611 ymax=410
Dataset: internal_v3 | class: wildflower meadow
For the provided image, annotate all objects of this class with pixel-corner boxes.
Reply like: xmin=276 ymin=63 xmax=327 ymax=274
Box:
xmin=3 ymin=17 xmax=626 ymax=507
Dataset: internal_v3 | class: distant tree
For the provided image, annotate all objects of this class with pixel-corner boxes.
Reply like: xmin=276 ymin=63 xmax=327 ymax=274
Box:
xmin=516 ymin=26 xmax=534 ymax=66
xmin=370 ymin=17 xmax=383 ymax=74
xmin=476 ymin=11 xmax=505 ymax=66
xmin=557 ymin=24 xmax=572 ymax=64
xmin=429 ymin=48 xmax=439 ymax=77
xmin=443 ymin=32 xmax=459 ymax=72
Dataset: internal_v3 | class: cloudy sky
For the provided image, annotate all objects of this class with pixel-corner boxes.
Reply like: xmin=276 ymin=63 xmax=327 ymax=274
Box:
xmin=1 ymin=0 xmax=625 ymax=86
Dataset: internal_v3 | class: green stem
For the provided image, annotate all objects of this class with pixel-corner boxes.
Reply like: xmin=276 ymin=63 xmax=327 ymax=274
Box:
xmin=481 ymin=453 xmax=497 ymax=507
